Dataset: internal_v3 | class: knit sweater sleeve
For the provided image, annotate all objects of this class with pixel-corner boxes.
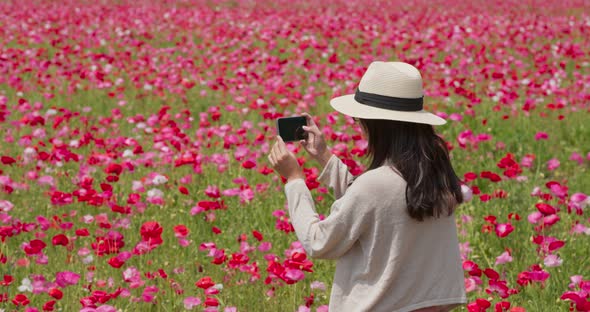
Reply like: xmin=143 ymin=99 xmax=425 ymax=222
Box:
xmin=284 ymin=173 xmax=379 ymax=260
xmin=317 ymin=154 xmax=354 ymax=200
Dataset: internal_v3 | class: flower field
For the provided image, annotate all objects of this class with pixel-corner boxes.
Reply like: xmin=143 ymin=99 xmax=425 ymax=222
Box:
xmin=0 ymin=0 xmax=589 ymax=311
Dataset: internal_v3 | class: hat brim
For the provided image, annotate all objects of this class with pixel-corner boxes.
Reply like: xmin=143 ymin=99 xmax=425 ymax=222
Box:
xmin=330 ymin=94 xmax=446 ymax=125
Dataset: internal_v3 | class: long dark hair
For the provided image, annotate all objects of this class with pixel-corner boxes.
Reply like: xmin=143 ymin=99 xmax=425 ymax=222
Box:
xmin=357 ymin=118 xmax=463 ymax=221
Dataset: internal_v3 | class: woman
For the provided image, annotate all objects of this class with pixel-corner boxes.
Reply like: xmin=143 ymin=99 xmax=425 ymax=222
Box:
xmin=268 ymin=61 xmax=467 ymax=312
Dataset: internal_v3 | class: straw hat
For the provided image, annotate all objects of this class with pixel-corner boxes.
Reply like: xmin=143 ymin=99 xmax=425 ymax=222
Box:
xmin=330 ymin=61 xmax=446 ymax=125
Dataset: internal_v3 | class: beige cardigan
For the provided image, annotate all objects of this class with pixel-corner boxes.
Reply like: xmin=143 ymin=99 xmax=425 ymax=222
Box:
xmin=284 ymin=155 xmax=466 ymax=312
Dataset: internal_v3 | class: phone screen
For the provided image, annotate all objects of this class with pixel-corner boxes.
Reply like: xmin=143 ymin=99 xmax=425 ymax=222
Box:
xmin=277 ymin=116 xmax=307 ymax=142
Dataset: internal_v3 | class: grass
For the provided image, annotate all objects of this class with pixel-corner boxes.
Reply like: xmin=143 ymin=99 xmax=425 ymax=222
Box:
xmin=1 ymin=81 xmax=587 ymax=311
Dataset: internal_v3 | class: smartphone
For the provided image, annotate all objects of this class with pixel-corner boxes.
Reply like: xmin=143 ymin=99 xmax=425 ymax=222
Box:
xmin=277 ymin=116 xmax=308 ymax=142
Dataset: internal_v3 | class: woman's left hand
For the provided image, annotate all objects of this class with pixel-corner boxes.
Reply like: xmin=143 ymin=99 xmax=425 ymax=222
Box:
xmin=268 ymin=136 xmax=305 ymax=182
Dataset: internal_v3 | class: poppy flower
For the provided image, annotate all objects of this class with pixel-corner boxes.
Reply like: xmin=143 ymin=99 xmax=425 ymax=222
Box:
xmin=48 ymin=288 xmax=63 ymax=300
xmin=196 ymin=276 xmax=215 ymax=289
xmin=51 ymin=234 xmax=69 ymax=246
xmin=140 ymin=221 xmax=163 ymax=246
xmin=495 ymin=223 xmax=514 ymax=238
xmin=12 ymin=293 xmax=30 ymax=306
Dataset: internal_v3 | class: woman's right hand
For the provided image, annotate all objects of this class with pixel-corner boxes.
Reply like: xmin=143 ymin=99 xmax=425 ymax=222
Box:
xmin=299 ymin=113 xmax=332 ymax=168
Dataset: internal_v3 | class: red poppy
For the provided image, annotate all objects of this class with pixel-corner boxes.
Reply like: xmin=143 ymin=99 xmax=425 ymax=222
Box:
xmin=173 ymin=225 xmax=189 ymax=237
xmin=495 ymin=223 xmax=514 ymax=238
xmin=204 ymin=297 xmax=219 ymax=306
xmin=12 ymin=293 xmax=30 ymax=306
xmin=0 ymin=156 xmax=16 ymax=165
xmin=75 ymin=228 xmax=90 ymax=237
xmin=196 ymin=276 xmax=215 ymax=289
xmin=43 ymin=300 xmax=56 ymax=311
xmin=24 ymin=239 xmax=46 ymax=255
xmin=480 ymin=171 xmax=502 ymax=182
xmin=536 ymin=203 xmax=556 ymax=215
xmin=51 ymin=234 xmax=69 ymax=246
xmin=252 ymin=230 xmax=264 ymax=241
xmin=108 ymin=257 xmax=125 ymax=269
xmin=178 ymin=185 xmax=189 ymax=195
xmin=104 ymin=163 xmax=123 ymax=175
xmin=111 ymin=204 xmax=131 ymax=214
xmin=241 ymin=160 xmax=256 ymax=169
xmin=48 ymin=288 xmax=63 ymax=300
xmin=140 ymin=221 xmax=163 ymax=246
xmin=0 ymin=275 xmax=13 ymax=286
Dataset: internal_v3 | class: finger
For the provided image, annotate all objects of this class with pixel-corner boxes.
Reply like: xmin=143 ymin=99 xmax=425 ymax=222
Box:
xmin=270 ymin=141 xmax=277 ymax=157
xmin=302 ymin=126 xmax=320 ymax=138
xmin=305 ymin=122 xmax=322 ymax=136
xmin=302 ymin=125 xmax=313 ymax=133
xmin=276 ymin=139 xmax=288 ymax=160
xmin=302 ymin=112 xmax=318 ymax=128
xmin=276 ymin=136 xmax=288 ymax=155
xmin=301 ymin=126 xmax=314 ymax=142
xmin=313 ymin=125 xmax=322 ymax=136
xmin=267 ymin=155 xmax=275 ymax=167
xmin=301 ymin=112 xmax=311 ymax=123
xmin=300 ymin=113 xmax=321 ymax=136
xmin=310 ymin=130 xmax=317 ymax=150
xmin=298 ymin=139 xmax=306 ymax=146
xmin=271 ymin=144 xmax=280 ymax=163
